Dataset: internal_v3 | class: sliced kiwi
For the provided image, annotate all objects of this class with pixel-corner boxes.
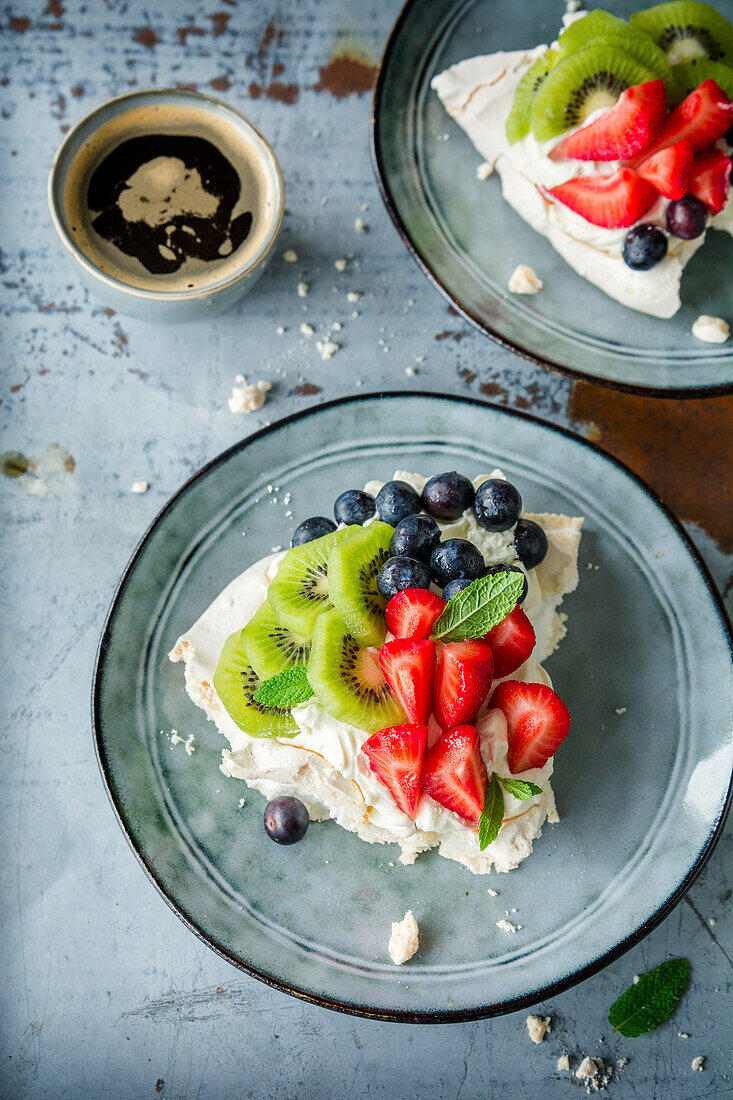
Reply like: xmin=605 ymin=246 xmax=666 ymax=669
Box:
xmin=307 ymin=610 xmax=406 ymax=733
xmin=669 ymin=57 xmax=733 ymax=103
xmin=327 ymin=520 xmax=393 ymax=648
xmin=213 ymin=630 xmax=298 ymax=738
xmin=630 ymin=1 xmax=733 ymax=66
xmin=559 ymin=15 xmax=675 ymax=89
xmin=530 ymin=46 xmax=658 ymax=141
xmin=241 ymin=600 xmax=310 ymax=681
xmin=558 ymin=9 xmax=633 ymax=52
xmin=267 ymin=526 xmax=356 ymax=638
xmin=506 ymin=48 xmax=560 ymax=144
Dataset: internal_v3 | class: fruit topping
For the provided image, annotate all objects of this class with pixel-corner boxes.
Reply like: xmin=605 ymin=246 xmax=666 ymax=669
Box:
xmin=389 ymin=513 xmax=441 ymax=563
xmin=291 ymin=516 xmax=337 ymax=546
xmin=687 ymin=146 xmax=732 ymax=210
xmin=558 ymin=10 xmax=675 ymax=90
xmin=421 ymin=724 xmax=488 ymax=824
xmin=433 ymin=639 xmax=494 ymax=730
xmin=264 ymin=796 xmax=309 ymax=844
xmin=241 ymin=600 xmax=310 ymax=680
xmin=623 ymin=223 xmax=669 ymax=269
xmin=430 ymin=538 xmax=486 ymax=588
xmin=666 ymin=192 xmax=709 ymax=236
xmin=379 ymin=639 xmax=436 ymax=725
xmin=490 ymin=680 xmax=571 ymax=773
xmin=377 ymin=555 xmax=432 ymax=600
xmin=637 ymin=138 xmax=694 ymax=198
xmin=328 ymin=521 xmax=394 ymax=647
xmin=634 ymin=78 xmax=733 ymax=158
xmin=334 ymin=488 xmax=376 ymax=526
xmin=484 ymin=607 xmax=537 ymax=678
xmin=361 ymin=724 xmax=428 ymax=819
xmin=550 ymin=80 xmax=667 ymax=161
xmin=307 ymin=610 xmax=406 ymax=733
xmin=485 ymin=563 xmax=529 ymax=604
xmin=629 ymin=2 xmax=733 ymax=68
xmin=385 ymin=588 xmax=446 ymax=641
xmin=421 ymin=471 xmax=476 ymax=520
xmin=547 ymin=168 xmax=658 ymax=228
xmin=473 ymin=478 xmax=522 ymax=532
xmin=376 ymin=480 xmax=423 ymax=526
xmin=267 ymin=526 xmax=356 ymax=638
xmin=670 ymin=58 xmax=733 ymax=104
xmin=213 ymin=630 xmax=298 ymax=737
xmin=443 ymin=576 xmax=476 ymax=601
xmin=506 ymin=48 xmax=560 ymax=144
xmin=513 ymin=517 xmax=549 ymax=570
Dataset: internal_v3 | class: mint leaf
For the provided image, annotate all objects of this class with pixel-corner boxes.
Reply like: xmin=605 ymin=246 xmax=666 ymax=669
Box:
xmin=431 ymin=569 xmax=524 ymax=643
xmin=608 ymin=960 xmax=689 ymax=1038
xmin=497 ymin=777 xmax=542 ymax=800
xmin=253 ymin=666 xmax=313 ymax=707
xmin=478 ymin=774 xmax=505 ymax=850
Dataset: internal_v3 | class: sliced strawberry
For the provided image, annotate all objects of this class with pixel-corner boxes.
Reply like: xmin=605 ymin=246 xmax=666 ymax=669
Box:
xmin=484 ymin=607 xmax=536 ymax=679
xmin=550 ymin=80 xmax=666 ymax=162
xmin=637 ymin=140 xmax=694 ymax=200
xmin=379 ymin=638 xmax=436 ymax=725
xmin=688 ymin=148 xmax=732 ymax=213
xmin=546 ymin=169 xmax=658 ymax=229
xmin=433 ymin=639 xmax=494 ymax=731
xmin=385 ymin=588 xmax=446 ymax=641
xmin=490 ymin=681 xmax=571 ymax=773
xmin=362 ymin=724 xmax=427 ymax=819
xmin=630 ymin=79 xmax=733 ymax=163
xmin=421 ymin=724 xmax=488 ymax=824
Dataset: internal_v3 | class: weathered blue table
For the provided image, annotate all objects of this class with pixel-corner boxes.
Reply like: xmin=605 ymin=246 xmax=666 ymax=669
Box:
xmin=1 ymin=1 xmax=730 ymax=1096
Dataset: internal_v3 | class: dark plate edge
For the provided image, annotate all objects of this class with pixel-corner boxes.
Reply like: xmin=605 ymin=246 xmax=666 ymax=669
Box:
xmin=368 ymin=0 xmax=733 ymax=400
xmin=91 ymin=391 xmax=733 ymax=1024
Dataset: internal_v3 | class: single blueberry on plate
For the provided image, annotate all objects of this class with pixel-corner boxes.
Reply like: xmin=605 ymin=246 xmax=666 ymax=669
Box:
xmin=486 ymin=563 xmax=528 ymax=604
xmin=421 ymin=471 xmax=475 ymax=521
xmin=623 ymin=224 xmax=667 ymax=270
xmin=377 ymin=555 xmax=431 ymax=599
xmin=430 ymin=538 xmax=485 ymax=587
xmin=443 ymin=576 xmax=476 ymax=601
xmin=334 ymin=489 xmax=376 ymax=526
xmin=292 ymin=516 xmax=337 ymax=546
xmin=264 ymin=796 xmax=309 ymax=845
xmin=474 ymin=479 xmax=522 ymax=532
xmin=514 ymin=518 xmax=548 ymax=569
xmin=666 ymin=196 xmax=707 ymax=240
xmin=376 ymin=480 xmax=422 ymax=526
xmin=389 ymin=513 xmax=441 ymax=562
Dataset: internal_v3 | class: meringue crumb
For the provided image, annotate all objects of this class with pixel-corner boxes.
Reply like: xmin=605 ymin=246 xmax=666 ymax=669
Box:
xmin=557 ymin=1054 xmax=571 ymax=1072
xmin=678 ymin=1032 xmax=690 ymax=1039
xmin=526 ymin=1015 xmax=551 ymax=1044
xmin=334 ymin=258 xmax=347 ymax=271
xmin=283 ymin=249 xmax=298 ymax=263
xmin=566 ymin=0 xmax=581 ymax=10
xmin=405 ymin=366 xmax=417 ymax=377
xmin=691 ymin=1056 xmax=705 ymax=1072
xmin=317 ymin=339 xmax=340 ymax=360
xmin=615 ymin=706 xmax=627 ymax=715
xmin=487 ymin=887 xmax=498 ymax=897
xmin=476 ymin=161 xmax=493 ymax=180
xmin=237 ymin=798 xmax=245 ymax=808
xmin=131 ymin=481 xmax=149 ymax=494
xmin=575 ymin=1057 xmax=599 ymax=1082
xmin=508 ymin=264 xmax=543 ymax=294
xmin=347 ymin=291 xmax=362 ymax=302
xmin=709 ymin=917 xmax=716 ymax=926
xmin=332 ymin=321 xmax=342 ymax=332
xmin=692 ymin=315 xmax=729 ymax=344
xmin=496 ymin=919 xmax=521 ymax=932
xmin=300 ymin=322 xmax=315 ymax=337
xmin=276 ymin=325 xmax=285 ymax=334
xmin=228 ymin=379 xmax=268 ymax=414
xmin=170 ymin=731 xmax=195 ymax=755
xmin=297 ymin=282 xmax=309 ymax=297
xmin=354 ymin=217 xmax=368 ymax=233
xmin=388 ymin=910 xmax=419 ymax=965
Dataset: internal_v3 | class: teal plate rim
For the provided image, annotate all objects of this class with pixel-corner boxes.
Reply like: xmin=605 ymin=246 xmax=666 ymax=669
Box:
xmin=370 ymin=0 xmax=733 ymax=400
xmin=92 ymin=393 xmax=733 ymax=1023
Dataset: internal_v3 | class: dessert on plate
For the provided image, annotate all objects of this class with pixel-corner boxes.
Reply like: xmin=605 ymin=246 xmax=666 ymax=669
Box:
xmin=432 ymin=1 xmax=733 ymax=317
xmin=171 ymin=470 xmax=583 ymax=875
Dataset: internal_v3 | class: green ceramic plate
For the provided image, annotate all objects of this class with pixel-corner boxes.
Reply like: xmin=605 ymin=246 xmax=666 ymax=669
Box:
xmin=371 ymin=0 xmax=733 ymax=396
xmin=93 ymin=394 xmax=732 ymax=1020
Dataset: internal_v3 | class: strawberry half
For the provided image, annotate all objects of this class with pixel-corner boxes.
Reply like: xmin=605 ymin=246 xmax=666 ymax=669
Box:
xmin=637 ymin=140 xmax=694 ymax=200
xmin=362 ymin=724 xmax=427 ymax=819
xmin=490 ymin=681 xmax=571 ymax=773
xmin=433 ymin=639 xmax=494 ymax=731
xmin=546 ymin=169 xmax=658 ymax=229
xmin=484 ymin=607 xmax=536 ymax=679
xmin=688 ymin=148 xmax=732 ymax=213
xmin=550 ymin=80 xmax=666 ymax=162
xmin=385 ymin=588 xmax=446 ymax=641
xmin=421 ymin=724 xmax=488 ymax=824
xmin=630 ymin=79 xmax=733 ymax=163
xmin=379 ymin=638 xmax=436 ymax=725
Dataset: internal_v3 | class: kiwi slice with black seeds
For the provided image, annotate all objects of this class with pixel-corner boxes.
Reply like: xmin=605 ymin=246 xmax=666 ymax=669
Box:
xmin=267 ymin=525 xmax=356 ymax=638
xmin=630 ymin=1 xmax=733 ymax=66
xmin=213 ymin=630 xmax=298 ymax=738
xmin=241 ymin=600 xmax=310 ymax=681
xmin=669 ymin=57 xmax=733 ymax=103
xmin=506 ymin=48 xmax=560 ymax=144
xmin=327 ymin=520 xmax=393 ymax=648
xmin=559 ymin=14 xmax=675 ymax=90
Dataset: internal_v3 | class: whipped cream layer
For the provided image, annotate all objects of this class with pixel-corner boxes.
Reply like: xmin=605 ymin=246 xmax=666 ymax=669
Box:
xmin=432 ymin=41 xmax=733 ymax=318
xmin=170 ymin=471 xmax=583 ymax=875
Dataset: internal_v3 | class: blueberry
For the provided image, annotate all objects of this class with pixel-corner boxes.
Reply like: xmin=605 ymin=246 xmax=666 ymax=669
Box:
xmin=473 ymin=479 xmax=522 ymax=532
xmin=430 ymin=538 xmax=485 ymax=587
xmin=377 ymin=555 xmax=431 ymax=599
xmin=334 ymin=489 xmax=376 ymax=526
xmin=376 ymin=480 xmax=422 ymax=526
xmin=264 ymin=796 xmax=309 ymax=845
xmin=623 ymin=224 xmax=668 ymax=270
xmin=421 ymin=471 xmax=475 ymax=521
xmin=389 ymin=513 xmax=441 ymax=563
xmin=514 ymin=518 xmax=548 ymax=569
xmin=292 ymin=516 xmax=337 ymax=546
xmin=666 ymin=196 xmax=708 ymax=240
xmin=486 ymin=563 xmax=528 ymax=604
xmin=442 ymin=576 xmax=476 ymax=601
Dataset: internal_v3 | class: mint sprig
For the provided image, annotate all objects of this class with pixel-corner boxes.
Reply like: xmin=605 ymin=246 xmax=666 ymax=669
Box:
xmin=497 ymin=777 xmax=542 ymax=800
xmin=608 ymin=959 xmax=689 ymax=1038
xmin=252 ymin=666 xmax=313 ymax=707
xmin=478 ymin=774 xmax=505 ymax=850
xmin=431 ymin=570 xmax=524 ymax=643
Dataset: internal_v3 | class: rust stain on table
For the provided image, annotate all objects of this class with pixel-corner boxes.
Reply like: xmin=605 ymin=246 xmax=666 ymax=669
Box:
xmin=314 ymin=51 xmax=377 ymax=98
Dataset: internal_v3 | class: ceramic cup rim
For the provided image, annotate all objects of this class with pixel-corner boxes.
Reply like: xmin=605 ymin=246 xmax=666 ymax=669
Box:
xmin=47 ymin=87 xmax=285 ymax=302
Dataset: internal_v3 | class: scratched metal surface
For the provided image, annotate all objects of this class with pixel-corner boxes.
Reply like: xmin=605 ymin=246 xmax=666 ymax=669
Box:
xmin=1 ymin=1 xmax=731 ymax=1097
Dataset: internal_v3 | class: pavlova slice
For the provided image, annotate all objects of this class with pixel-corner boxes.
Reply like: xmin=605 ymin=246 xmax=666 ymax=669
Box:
xmin=170 ymin=470 xmax=583 ymax=875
